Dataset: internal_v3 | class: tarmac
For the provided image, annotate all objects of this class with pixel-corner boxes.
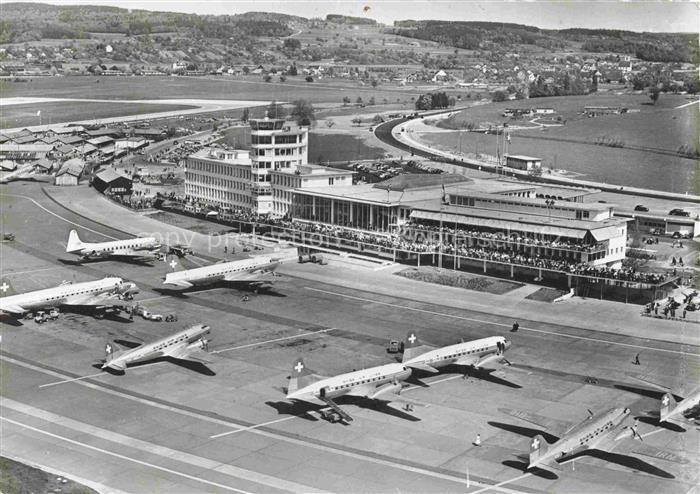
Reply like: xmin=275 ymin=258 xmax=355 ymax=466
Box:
xmin=1 ymin=181 xmax=699 ymax=494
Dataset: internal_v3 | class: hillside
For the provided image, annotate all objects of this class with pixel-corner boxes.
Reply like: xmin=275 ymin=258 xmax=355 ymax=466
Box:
xmin=393 ymin=21 xmax=698 ymax=63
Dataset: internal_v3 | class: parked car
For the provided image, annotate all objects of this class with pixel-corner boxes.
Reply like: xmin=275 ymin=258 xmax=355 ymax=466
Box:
xmin=669 ymin=208 xmax=690 ymax=217
xmin=671 ymin=231 xmax=691 ymax=239
xmin=634 ymin=204 xmax=649 ymax=212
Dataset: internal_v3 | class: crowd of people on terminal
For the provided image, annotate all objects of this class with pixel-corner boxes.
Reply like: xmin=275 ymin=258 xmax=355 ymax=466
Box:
xmin=157 ymin=198 xmax=669 ymax=285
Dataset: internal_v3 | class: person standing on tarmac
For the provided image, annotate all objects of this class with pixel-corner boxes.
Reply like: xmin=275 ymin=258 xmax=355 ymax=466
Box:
xmin=511 ymin=321 xmax=519 ymax=332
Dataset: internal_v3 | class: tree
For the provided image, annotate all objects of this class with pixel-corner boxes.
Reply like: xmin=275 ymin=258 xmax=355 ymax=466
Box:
xmin=291 ymin=99 xmax=315 ymax=126
xmin=356 ymin=96 xmax=363 ymax=106
xmin=371 ymin=79 xmax=378 ymax=88
xmin=279 ymin=75 xmax=286 ymax=82
xmin=242 ymin=66 xmax=250 ymax=74
xmin=342 ymin=96 xmax=351 ymax=106
xmin=492 ymin=90 xmax=508 ymax=102
xmin=288 ymin=64 xmax=298 ymax=76
xmin=369 ymin=96 xmax=376 ymax=106
xmin=241 ymin=108 xmax=250 ymax=122
xmin=267 ymin=101 xmax=286 ymax=118
xmin=283 ymin=38 xmax=301 ymax=51
xmin=415 ymin=94 xmax=432 ymax=110
xmin=352 ymin=116 xmax=362 ymax=126
xmin=305 ymin=75 xmax=314 ymax=82
xmin=372 ymin=114 xmax=384 ymax=124
xmin=263 ymin=74 xmax=272 ymax=82
xmin=649 ymin=86 xmax=660 ymax=105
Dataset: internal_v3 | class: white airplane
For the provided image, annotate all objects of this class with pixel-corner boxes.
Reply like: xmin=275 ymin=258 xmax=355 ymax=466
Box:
xmin=102 ymin=324 xmax=211 ymax=372
xmin=631 ymin=375 xmax=700 ymax=427
xmin=285 ymin=357 xmax=412 ymax=422
xmin=66 ymin=230 xmax=161 ymax=262
xmin=0 ymin=163 xmax=38 ymax=183
xmin=162 ymin=255 xmax=281 ymax=291
xmin=0 ymin=277 xmax=138 ymax=317
xmin=402 ymin=331 xmax=511 ymax=374
xmin=660 ymin=387 xmax=700 ymax=426
xmin=501 ymin=407 xmax=687 ymax=472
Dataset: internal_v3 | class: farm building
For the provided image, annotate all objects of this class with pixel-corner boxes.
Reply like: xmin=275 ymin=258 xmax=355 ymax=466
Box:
xmin=133 ymin=128 xmax=167 ymax=141
xmin=92 ymin=168 xmax=133 ymax=195
xmin=505 ymin=154 xmax=542 ymax=171
xmin=55 ymin=158 xmax=87 ymax=186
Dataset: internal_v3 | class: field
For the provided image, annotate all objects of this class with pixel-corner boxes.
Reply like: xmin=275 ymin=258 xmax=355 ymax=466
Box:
xmin=308 ymin=133 xmax=388 ymax=163
xmin=0 ymin=101 xmax=196 ymax=129
xmin=0 ymin=75 xmax=422 ymax=105
xmin=420 ymin=93 xmax=699 ymax=193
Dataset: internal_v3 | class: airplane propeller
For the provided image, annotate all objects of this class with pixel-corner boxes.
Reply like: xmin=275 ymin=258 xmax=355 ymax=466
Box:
xmin=631 ymin=419 xmax=643 ymax=441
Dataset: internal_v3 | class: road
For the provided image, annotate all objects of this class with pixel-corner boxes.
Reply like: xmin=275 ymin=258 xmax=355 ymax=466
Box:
xmin=1 ymin=181 xmax=698 ymax=493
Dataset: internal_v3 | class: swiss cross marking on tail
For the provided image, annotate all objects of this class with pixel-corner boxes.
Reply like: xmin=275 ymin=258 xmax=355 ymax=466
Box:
xmin=106 ymin=343 xmax=113 ymax=355
xmin=294 ymin=362 xmax=304 ymax=373
xmin=532 ymin=438 xmax=540 ymax=450
xmin=169 ymin=260 xmax=178 ymax=269
xmin=662 ymin=395 xmax=670 ymax=406
xmin=0 ymin=283 xmax=9 ymax=293
xmin=408 ymin=334 xmax=416 ymax=344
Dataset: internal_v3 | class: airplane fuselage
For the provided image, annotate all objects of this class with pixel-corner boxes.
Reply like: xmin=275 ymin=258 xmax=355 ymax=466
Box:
xmin=0 ymin=277 xmax=132 ymax=315
xmin=288 ymin=363 xmax=411 ymax=401
xmin=105 ymin=324 xmax=210 ymax=369
xmin=71 ymin=238 xmax=160 ymax=259
xmin=164 ymin=257 xmax=278 ymax=287
xmin=530 ymin=407 xmax=630 ymax=469
xmin=404 ymin=336 xmax=509 ymax=369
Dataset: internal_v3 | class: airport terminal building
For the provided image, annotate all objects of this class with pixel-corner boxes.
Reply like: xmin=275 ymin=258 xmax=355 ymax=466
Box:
xmin=289 ymin=175 xmax=629 ymax=267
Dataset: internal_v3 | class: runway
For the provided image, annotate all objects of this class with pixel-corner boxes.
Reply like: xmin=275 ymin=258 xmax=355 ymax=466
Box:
xmin=1 ymin=182 xmax=698 ymax=493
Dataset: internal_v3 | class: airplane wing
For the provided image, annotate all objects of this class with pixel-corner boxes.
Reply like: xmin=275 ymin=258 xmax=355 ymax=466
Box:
xmin=346 ymin=381 xmax=403 ymax=400
xmin=405 ymin=362 xmax=439 ymax=373
xmin=0 ymin=303 xmax=27 ymax=315
xmin=105 ymin=360 xmax=128 ymax=371
xmin=223 ymin=271 xmax=275 ymax=283
xmin=64 ymin=291 xmax=122 ymax=306
xmin=163 ymin=279 xmax=193 ymax=289
xmin=499 ymin=408 xmax=570 ymax=438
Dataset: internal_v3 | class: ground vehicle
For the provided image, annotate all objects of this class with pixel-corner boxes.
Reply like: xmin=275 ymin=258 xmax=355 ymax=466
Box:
xmin=319 ymin=409 xmax=343 ymax=423
xmin=34 ymin=311 xmax=47 ymax=323
xmin=47 ymin=309 xmax=60 ymax=320
xmin=634 ymin=204 xmax=649 ymax=212
xmin=669 ymin=208 xmax=690 ymax=217
xmin=671 ymin=231 xmax=690 ymax=239
xmin=2 ymin=233 xmax=15 ymax=242
xmin=141 ymin=310 xmax=163 ymax=321
xmin=649 ymin=228 xmax=663 ymax=236
xmin=387 ymin=340 xmax=403 ymax=354
xmin=168 ymin=245 xmax=192 ymax=257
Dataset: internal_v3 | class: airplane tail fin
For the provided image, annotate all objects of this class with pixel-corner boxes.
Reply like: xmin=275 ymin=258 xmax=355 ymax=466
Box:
xmin=104 ymin=342 xmax=116 ymax=363
xmin=402 ymin=331 xmax=431 ymax=362
xmin=528 ymin=434 xmax=549 ymax=469
xmin=166 ymin=255 xmax=187 ymax=272
xmin=66 ymin=229 xmax=84 ymax=253
xmin=287 ymin=358 xmax=319 ymax=396
xmin=0 ymin=278 xmax=17 ymax=298
xmin=660 ymin=393 xmax=677 ymax=422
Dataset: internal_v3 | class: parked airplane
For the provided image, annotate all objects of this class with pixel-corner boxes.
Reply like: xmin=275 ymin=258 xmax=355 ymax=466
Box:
xmin=0 ymin=277 xmax=138 ymax=317
xmin=0 ymin=163 xmax=38 ymax=183
xmin=102 ymin=324 xmax=211 ymax=372
xmin=500 ymin=407 xmax=687 ymax=472
xmin=162 ymin=255 xmax=281 ymax=291
xmin=66 ymin=230 xmax=161 ymax=262
xmin=402 ymin=331 xmax=511 ymax=373
xmin=660 ymin=387 xmax=700 ymax=426
xmin=285 ymin=357 xmax=412 ymax=422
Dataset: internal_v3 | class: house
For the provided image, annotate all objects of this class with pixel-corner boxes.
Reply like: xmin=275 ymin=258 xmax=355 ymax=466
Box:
xmin=133 ymin=128 xmax=167 ymax=141
xmin=58 ymin=135 xmax=84 ymax=146
xmin=86 ymin=136 xmax=115 ymax=148
xmin=92 ymin=168 xmax=132 ymax=195
xmin=505 ymin=154 xmax=542 ymax=171
xmin=54 ymin=158 xmax=86 ymax=186
xmin=432 ymin=70 xmax=448 ymax=83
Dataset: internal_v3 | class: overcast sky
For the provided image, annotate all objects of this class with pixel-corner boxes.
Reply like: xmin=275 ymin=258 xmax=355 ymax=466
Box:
xmin=4 ymin=0 xmax=698 ymax=33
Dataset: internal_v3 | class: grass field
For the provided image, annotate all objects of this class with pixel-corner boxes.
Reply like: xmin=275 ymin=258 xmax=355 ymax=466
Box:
xmin=0 ymin=75 xmax=422 ymax=105
xmin=421 ymin=92 xmax=699 ymax=193
xmin=395 ymin=266 xmax=523 ymax=294
xmin=308 ymin=133 xmax=388 ymax=163
xmin=0 ymin=101 xmax=196 ymax=129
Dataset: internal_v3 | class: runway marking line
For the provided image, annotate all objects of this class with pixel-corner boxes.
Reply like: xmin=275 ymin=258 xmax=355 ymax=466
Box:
xmin=39 ymin=371 xmax=106 ymax=388
xmin=0 ymin=193 xmax=119 ymax=241
xmin=1 ymin=398 xmax=326 ymax=494
xmin=403 ymin=374 xmax=463 ymax=393
xmin=469 ymin=473 xmax=532 ymax=494
xmin=211 ymin=327 xmax=337 ymax=354
xmin=305 ymin=287 xmax=698 ymax=357
xmin=210 ymin=416 xmax=298 ymax=439
xmin=4 ymin=266 xmax=63 ymax=276
xmin=0 ymin=417 xmax=254 ymax=494
xmin=1 ymin=355 xmax=525 ymax=494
